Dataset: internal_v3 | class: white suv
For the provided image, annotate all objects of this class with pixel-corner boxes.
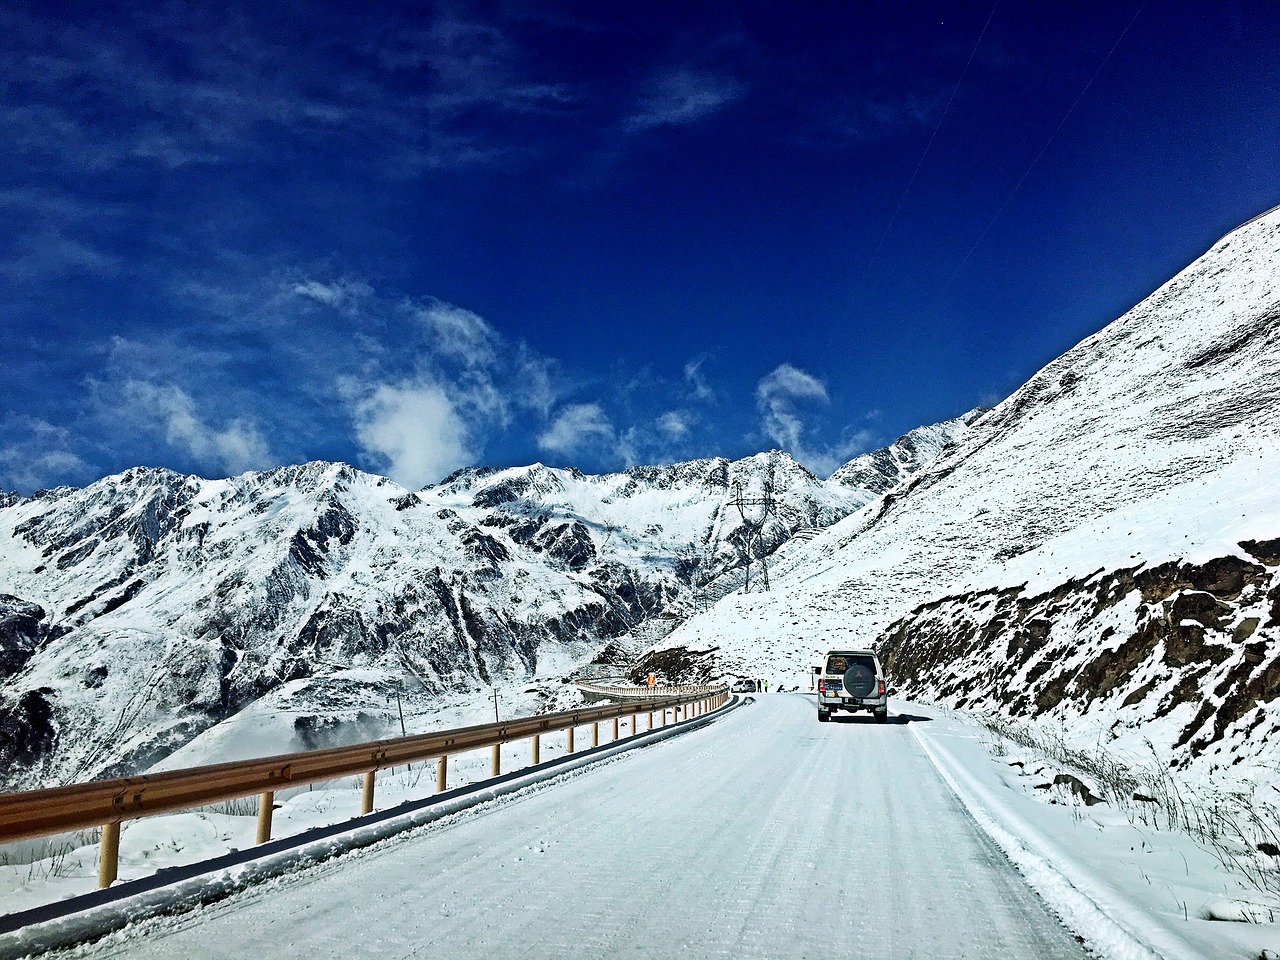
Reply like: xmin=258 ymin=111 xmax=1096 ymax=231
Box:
xmin=817 ymin=650 xmax=887 ymax=723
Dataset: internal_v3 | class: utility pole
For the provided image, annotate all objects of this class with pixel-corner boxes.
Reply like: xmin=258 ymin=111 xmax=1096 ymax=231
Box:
xmin=491 ymin=687 xmax=500 ymax=722
xmin=730 ymin=479 xmax=775 ymax=593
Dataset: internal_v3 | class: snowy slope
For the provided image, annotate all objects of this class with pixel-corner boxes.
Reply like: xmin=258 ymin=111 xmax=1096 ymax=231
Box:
xmin=828 ymin=407 xmax=987 ymax=500
xmin=0 ymin=425 xmax=974 ymax=789
xmin=659 ymin=205 xmax=1280 ymax=781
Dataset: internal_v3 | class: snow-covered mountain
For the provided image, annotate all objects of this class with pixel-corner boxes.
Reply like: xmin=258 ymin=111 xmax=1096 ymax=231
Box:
xmin=828 ymin=408 xmax=987 ymax=500
xmin=659 ymin=204 xmax=1280 ymax=782
xmin=0 ymin=421 xmax=977 ymax=789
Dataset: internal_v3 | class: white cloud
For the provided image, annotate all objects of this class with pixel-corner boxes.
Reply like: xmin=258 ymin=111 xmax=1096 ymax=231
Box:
xmin=537 ymin=403 xmax=616 ymax=456
xmin=0 ymin=418 xmax=91 ymax=492
xmin=755 ymin=363 xmax=868 ymax=476
xmin=657 ymin=410 xmax=692 ymax=439
xmin=684 ymin=358 xmax=714 ymax=401
xmin=756 ymin=362 xmax=829 ymax=449
xmin=119 ymin=381 xmax=274 ymax=476
xmin=624 ymin=69 xmax=742 ymax=133
xmin=351 ymin=380 xmax=473 ymax=488
xmin=417 ymin=301 xmax=500 ymax=368
xmin=516 ymin=347 xmax=558 ymax=418
xmin=291 ymin=278 xmax=373 ymax=313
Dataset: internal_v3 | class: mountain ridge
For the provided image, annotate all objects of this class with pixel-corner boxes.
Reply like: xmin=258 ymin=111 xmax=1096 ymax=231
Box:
xmin=0 ymin=419 xmax=977 ymax=789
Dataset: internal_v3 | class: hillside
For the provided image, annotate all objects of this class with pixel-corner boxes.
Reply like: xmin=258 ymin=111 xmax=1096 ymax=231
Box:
xmin=658 ymin=205 xmax=1280 ymax=782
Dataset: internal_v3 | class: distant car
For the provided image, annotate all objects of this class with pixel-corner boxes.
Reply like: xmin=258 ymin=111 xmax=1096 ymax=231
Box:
xmin=817 ymin=650 xmax=887 ymax=723
xmin=730 ymin=679 xmax=758 ymax=693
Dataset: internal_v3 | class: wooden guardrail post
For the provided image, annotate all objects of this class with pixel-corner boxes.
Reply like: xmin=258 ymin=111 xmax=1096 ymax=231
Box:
xmin=592 ymin=721 xmax=599 ymax=747
xmin=532 ymin=734 xmax=541 ymax=765
xmin=256 ymin=791 xmax=274 ymax=844
xmin=612 ymin=717 xmax=619 ymax=741
xmin=567 ymin=726 xmax=575 ymax=754
xmin=491 ymin=744 xmax=501 ymax=777
xmin=436 ymin=755 xmax=448 ymax=793
xmin=362 ymin=771 xmax=376 ymax=815
xmin=98 ymin=821 xmax=120 ymax=888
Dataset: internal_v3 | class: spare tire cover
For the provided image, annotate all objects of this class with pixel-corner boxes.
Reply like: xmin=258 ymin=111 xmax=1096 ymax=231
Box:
xmin=842 ymin=662 xmax=875 ymax=698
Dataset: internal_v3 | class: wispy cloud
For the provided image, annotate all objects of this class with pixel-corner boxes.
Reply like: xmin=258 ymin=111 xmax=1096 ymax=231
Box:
xmin=423 ymin=16 xmax=575 ymax=118
xmin=288 ymin=278 xmax=566 ymax=485
xmin=392 ymin=12 xmax=578 ymax=170
xmin=0 ymin=226 xmax=118 ymax=282
xmin=624 ymin=68 xmax=742 ymax=133
xmin=684 ymin=357 xmax=715 ymax=401
xmin=292 ymin=278 xmax=373 ymax=313
xmin=755 ymin=363 xmax=870 ymax=476
xmin=416 ymin=300 xmax=502 ymax=369
xmin=0 ymin=418 xmax=91 ymax=492
xmin=657 ymin=410 xmax=692 ymax=439
xmin=115 ymin=381 xmax=275 ymax=476
xmin=537 ymin=403 xmax=617 ymax=458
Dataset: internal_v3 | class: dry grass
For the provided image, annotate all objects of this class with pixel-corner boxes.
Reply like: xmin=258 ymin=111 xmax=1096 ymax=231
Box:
xmin=974 ymin=712 xmax=1280 ymax=900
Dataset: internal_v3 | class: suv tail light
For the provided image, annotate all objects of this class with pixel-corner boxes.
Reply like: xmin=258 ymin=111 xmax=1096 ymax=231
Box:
xmin=877 ymin=679 xmax=886 ymax=695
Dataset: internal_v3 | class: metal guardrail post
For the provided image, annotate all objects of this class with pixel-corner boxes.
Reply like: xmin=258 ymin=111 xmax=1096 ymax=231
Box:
xmin=567 ymin=726 xmax=575 ymax=754
xmin=98 ymin=821 xmax=120 ymax=888
xmin=256 ymin=791 xmax=275 ymax=844
xmin=436 ymin=755 xmax=447 ymax=793
xmin=491 ymin=744 xmax=501 ymax=777
xmin=592 ymin=721 xmax=599 ymax=747
xmin=532 ymin=734 xmax=541 ymax=765
xmin=612 ymin=717 xmax=619 ymax=741
xmin=362 ymin=771 xmax=376 ymax=815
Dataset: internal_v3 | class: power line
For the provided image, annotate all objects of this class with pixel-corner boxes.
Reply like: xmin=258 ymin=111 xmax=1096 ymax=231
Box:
xmin=927 ymin=0 xmax=1148 ymax=310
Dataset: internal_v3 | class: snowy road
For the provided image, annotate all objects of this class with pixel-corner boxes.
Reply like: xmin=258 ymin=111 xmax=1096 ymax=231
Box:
xmin=83 ymin=695 xmax=1090 ymax=959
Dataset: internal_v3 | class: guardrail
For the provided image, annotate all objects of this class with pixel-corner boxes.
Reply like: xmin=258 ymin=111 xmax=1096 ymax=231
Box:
xmin=0 ymin=685 xmax=728 ymax=890
xmin=574 ymin=681 xmax=724 ymax=699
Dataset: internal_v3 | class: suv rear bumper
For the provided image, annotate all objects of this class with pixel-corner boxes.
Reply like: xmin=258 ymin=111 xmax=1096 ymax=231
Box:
xmin=818 ymin=695 xmax=886 ymax=713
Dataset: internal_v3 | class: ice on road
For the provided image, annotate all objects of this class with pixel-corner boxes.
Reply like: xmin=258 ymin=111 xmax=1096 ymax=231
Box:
xmin=85 ymin=695 xmax=1089 ymax=959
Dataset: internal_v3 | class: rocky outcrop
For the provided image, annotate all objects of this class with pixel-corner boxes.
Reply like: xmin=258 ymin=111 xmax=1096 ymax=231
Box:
xmin=0 ymin=595 xmax=46 ymax=680
xmin=878 ymin=543 xmax=1280 ymax=770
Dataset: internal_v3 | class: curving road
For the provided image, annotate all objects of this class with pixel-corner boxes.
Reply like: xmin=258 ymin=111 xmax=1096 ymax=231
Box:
xmin=83 ymin=695 xmax=1089 ymax=960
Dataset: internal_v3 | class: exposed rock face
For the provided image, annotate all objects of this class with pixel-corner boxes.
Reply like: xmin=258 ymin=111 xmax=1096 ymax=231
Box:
xmin=0 ymin=595 xmax=47 ymax=680
xmin=878 ymin=545 xmax=1280 ymax=771
xmin=0 ymin=427 xmax=971 ymax=789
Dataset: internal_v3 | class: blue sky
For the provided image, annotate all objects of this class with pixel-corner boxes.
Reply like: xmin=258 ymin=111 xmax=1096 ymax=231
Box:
xmin=3 ymin=1 xmax=1278 ymax=492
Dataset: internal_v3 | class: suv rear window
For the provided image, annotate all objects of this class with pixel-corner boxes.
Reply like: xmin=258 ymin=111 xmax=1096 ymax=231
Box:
xmin=826 ymin=653 xmax=874 ymax=675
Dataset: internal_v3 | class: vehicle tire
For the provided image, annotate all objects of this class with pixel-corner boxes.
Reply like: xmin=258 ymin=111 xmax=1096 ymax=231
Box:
xmin=874 ymin=709 xmax=888 ymax=724
xmin=817 ymin=709 xmax=830 ymax=722
xmin=842 ymin=663 xmax=875 ymax=699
